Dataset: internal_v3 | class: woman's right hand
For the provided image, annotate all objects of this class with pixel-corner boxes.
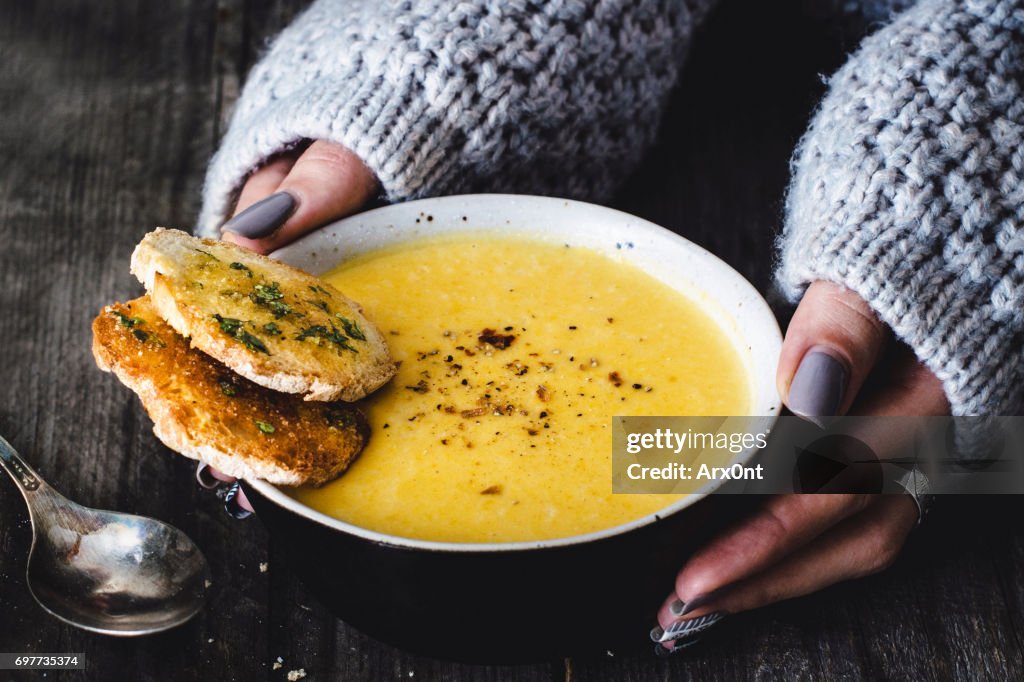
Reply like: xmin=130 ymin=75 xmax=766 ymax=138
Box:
xmin=199 ymin=139 xmax=378 ymax=516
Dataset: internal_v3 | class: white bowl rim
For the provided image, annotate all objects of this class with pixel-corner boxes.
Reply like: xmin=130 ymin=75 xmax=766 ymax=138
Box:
xmin=247 ymin=194 xmax=782 ymax=553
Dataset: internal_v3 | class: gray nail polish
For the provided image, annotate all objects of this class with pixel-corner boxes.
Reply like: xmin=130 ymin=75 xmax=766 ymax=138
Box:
xmin=649 ymin=626 xmax=665 ymax=642
xmin=222 ymin=191 xmax=296 ymax=239
xmin=787 ymin=349 xmax=848 ymax=427
xmin=658 ymin=612 xmax=726 ymax=643
xmin=669 ymin=599 xmax=686 ymax=616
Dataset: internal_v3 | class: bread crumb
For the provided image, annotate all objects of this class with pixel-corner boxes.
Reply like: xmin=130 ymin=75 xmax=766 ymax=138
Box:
xmin=259 ymin=562 xmax=269 ymax=573
xmin=204 ymin=579 xmax=213 ymax=588
xmin=272 ymin=656 xmax=283 ymax=670
xmin=287 ymin=670 xmax=306 ymax=681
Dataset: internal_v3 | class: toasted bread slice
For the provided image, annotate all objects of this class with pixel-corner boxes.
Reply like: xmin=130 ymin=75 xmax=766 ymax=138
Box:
xmin=92 ymin=296 xmax=369 ymax=486
xmin=130 ymin=228 xmax=395 ymax=401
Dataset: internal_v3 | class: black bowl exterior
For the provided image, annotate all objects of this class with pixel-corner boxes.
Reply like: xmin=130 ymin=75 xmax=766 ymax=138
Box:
xmin=246 ymin=484 xmax=758 ymax=663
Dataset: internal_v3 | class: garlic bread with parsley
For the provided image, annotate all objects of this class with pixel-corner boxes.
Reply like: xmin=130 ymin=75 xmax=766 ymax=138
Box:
xmin=130 ymin=228 xmax=395 ymax=401
xmin=92 ymin=296 xmax=369 ymax=486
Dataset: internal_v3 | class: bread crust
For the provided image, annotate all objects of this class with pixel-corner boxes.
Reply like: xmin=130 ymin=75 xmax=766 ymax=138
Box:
xmin=92 ymin=296 xmax=369 ymax=486
xmin=130 ymin=228 xmax=395 ymax=402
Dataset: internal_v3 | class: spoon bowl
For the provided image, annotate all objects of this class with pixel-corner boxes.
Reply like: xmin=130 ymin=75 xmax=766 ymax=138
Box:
xmin=1 ymin=435 xmax=208 ymax=635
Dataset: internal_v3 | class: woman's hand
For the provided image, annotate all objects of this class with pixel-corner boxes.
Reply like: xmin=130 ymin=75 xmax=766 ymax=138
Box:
xmin=652 ymin=281 xmax=950 ymax=653
xmin=195 ymin=140 xmax=377 ymax=516
xmin=220 ymin=140 xmax=378 ymax=254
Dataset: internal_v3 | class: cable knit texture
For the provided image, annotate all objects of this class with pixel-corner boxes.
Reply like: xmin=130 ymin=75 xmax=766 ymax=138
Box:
xmin=779 ymin=0 xmax=1024 ymax=416
xmin=197 ymin=0 xmax=714 ymax=235
xmin=199 ymin=0 xmax=1024 ymax=416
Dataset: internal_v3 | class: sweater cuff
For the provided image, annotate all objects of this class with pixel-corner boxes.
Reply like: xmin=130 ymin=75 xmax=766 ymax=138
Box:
xmin=778 ymin=0 xmax=1024 ymax=416
xmin=197 ymin=68 xmax=458 ymax=237
xmin=778 ymin=218 xmax=1022 ymax=417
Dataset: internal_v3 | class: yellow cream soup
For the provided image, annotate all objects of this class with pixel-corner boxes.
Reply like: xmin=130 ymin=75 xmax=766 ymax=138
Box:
xmin=289 ymin=234 xmax=749 ymax=543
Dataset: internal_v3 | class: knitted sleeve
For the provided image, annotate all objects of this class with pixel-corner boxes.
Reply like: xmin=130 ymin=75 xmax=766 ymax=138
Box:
xmin=197 ymin=0 xmax=715 ymax=236
xmin=778 ymin=0 xmax=1024 ymax=416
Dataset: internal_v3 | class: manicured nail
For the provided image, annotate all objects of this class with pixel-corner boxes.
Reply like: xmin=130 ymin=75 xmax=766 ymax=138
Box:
xmin=195 ymin=463 xmax=220 ymax=490
xmin=657 ymin=612 xmax=726 ymax=643
xmin=654 ymin=638 xmax=701 ymax=656
xmin=787 ymin=348 xmax=848 ymax=427
xmin=224 ymin=481 xmax=252 ymax=520
xmin=677 ymin=587 xmax=725 ymax=616
xmin=669 ymin=598 xmax=686 ymax=616
xmin=649 ymin=626 xmax=664 ymax=642
xmin=222 ymin=191 xmax=296 ymax=239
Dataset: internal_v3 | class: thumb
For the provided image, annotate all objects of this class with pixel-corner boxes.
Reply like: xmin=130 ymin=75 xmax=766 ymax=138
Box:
xmin=222 ymin=140 xmax=378 ymax=254
xmin=778 ymin=281 xmax=889 ymax=424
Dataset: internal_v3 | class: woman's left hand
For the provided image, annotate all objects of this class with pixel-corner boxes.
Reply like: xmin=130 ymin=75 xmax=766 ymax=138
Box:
xmin=652 ymin=281 xmax=950 ymax=653
xmin=221 ymin=140 xmax=378 ymax=254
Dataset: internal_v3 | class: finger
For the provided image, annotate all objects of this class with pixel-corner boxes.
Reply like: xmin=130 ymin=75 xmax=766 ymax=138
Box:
xmin=658 ymin=494 xmax=916 ymax=632
xmin=778 ymin=281 xmax=889 ymax=424
xmin=234 ymin=485 xmax=254 ymax=513
xmin=222 ymin=140 xmax=378 ymax=254
xmin=195 ymin=462 xmax=226 ymax=489
xmin=196 ymin=463 xmax=235 ymax=484
xmin=233 ymin=155 xmax=297 ymax=216
xmin=223 ymin=481 xmax=254 ymax=518
xmin=207 ymin=467 xmax=235 ymax=483
xmin=658 ymin=492 xmax=873 ymax=623
xmin=195 ymin=463 xmax=254 ymax=514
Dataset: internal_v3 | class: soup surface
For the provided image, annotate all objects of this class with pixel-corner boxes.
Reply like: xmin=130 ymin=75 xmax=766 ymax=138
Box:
xmin=288 ymin=234 xmax=749 ymax=543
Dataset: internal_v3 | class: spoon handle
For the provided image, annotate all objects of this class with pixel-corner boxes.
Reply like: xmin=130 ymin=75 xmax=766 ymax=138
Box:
xmin=0 ymin=433 xmax=44 ymax=493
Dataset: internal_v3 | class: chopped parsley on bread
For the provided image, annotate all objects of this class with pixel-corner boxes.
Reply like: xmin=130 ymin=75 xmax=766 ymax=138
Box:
xmin=130 ymin=228 xmax=395 ymax=402
xmin=93 ymin=296 xmax=370 ymax=486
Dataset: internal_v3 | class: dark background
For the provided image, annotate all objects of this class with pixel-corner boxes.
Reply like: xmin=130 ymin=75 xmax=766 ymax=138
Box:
xmin=1 ymin=0 xmax=1022 ymax=680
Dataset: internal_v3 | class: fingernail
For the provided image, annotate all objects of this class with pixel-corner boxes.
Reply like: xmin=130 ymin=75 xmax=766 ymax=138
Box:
xmin=649 ymin=626 xmax=664 ymax=642
xmin=222 ymin=191 xmax=296 ymax=239
xmin=669 ymin=598 xmax=686 ymax=616
xmin=224 ymin=481 xmax=252 ymax=520
xmin=657 ymin=612 xmax=726 ymax=643
xmin=195 ymin=463 xmax=220 ymax=490
xmin=677 ymin=587 xmax=725 ymax=616
xmin=787 ymin=348 xmax=848 ymax=427
xmin=654 ymin=638 xmax=701 ymax=656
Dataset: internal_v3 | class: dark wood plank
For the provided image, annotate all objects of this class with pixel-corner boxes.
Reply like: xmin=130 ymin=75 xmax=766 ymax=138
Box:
xmin=0 ymin=0 xmax=271 ymax=680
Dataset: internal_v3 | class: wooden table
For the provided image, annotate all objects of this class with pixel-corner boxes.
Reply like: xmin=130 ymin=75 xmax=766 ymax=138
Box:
xmin=1 ymin=1 xmax=1021 ymax=679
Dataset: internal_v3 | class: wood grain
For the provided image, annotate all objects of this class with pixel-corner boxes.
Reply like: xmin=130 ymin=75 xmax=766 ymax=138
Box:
xmin=1 ymin=0 xmax=1021 ymax=680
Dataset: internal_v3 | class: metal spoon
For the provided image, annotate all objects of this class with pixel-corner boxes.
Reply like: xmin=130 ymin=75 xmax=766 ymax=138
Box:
xmin=0 ymin=434 xmax=208 ymax=635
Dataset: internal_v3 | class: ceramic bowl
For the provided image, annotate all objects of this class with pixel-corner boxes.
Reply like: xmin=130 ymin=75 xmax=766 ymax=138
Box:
xmin=244 ymin=194 xmax=782 ymax=662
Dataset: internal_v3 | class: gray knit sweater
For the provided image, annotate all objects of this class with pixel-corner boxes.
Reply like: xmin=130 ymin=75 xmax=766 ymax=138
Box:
xmin=780 ymin=0 xmax=1024 ymax=417
xmin=199 ymin=0 xmax=1024 ymax=417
